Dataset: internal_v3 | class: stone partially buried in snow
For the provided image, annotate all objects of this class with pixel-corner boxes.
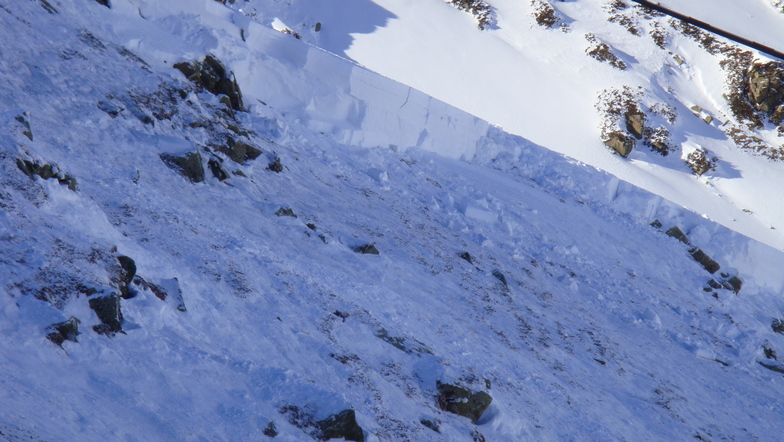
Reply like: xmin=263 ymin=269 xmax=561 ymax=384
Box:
xmin=436 ymin=382 xmax=492 ymax=423
xmin=690 ymin=248 xmax=720 ymax=274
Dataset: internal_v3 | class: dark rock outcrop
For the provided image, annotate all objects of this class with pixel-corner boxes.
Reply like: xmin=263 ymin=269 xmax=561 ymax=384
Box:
xmin=316 ymin=409 xmax=364 ymax=442
xmin=268 ymin=157 xmax=284 ymax=173
xmin=625 ymin=112 xmax=645 ymax=139
xmin=436 ymin=382 xmax=492 ymax=423
xmin=275 ymin=207 xmax=297 ymax=218
xmin=116 ymin=255 xmax=136 ymax=299
xmin=160 ymin=151 xmax=204 ymax=183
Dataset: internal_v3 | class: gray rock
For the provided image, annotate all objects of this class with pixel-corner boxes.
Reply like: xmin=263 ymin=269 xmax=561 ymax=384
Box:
xmin=174 ymin=55 xmax=243 ymax=111
xmin=436 ymin=382 xmax=492 ymax=423
xmin=208 ymin=159 xmax=229 ymax=181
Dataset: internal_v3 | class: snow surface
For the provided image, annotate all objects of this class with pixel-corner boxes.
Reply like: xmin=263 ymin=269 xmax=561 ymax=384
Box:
xmin=2 ymin=0 xmax=784 ymax=441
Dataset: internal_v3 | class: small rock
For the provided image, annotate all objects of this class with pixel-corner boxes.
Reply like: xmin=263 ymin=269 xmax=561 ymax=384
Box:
xmin=436 ymin=382 xmax=492 ymax=423
xmin=116 ymin=255 xmax=137 ymax=299
xmin=275 ymin=207 xmax=297 ymax=218
xmin=625 ymin=113 xmax=645 ymax=139
xmin=458 ymin=252 xmax=473 ymax=264
xmin=160 ymin=151 xmax=204 ymax=183
xmin=89 ymin=293 xmax=123 ymax=335
xmin=420 ymin=419 xmax=440 ymax=433
xmin=94 ymin=0 xmax=110 ymax=7
xmin=262 ymin=421 xmax=278 ymax=438
xmin=604 ymin=132 xmax=635 ymax=157
xmin=492 ymin=269 xmax=508 ymax=287
xmin=46 ymin=317 xmax=80 ymax=346
xmin=353 ymin=244 xmax=379 ymax=255
xmin=208 ymin=159 xmax=229 ymax=181
xmin=689 ymin=248 xmax=720 ymax=274
xmin=268 ymin=157 xmax=283 ymax=173
xmin=665 ymin=226 xmax=689 ymax=244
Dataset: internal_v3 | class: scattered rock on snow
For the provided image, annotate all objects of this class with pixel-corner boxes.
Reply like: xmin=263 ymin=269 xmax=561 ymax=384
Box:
xmin=435 ymin=381 xmax=492 ymax=423
xmin=625 ymin=112 xmax=645 ymax=139
xmin=747 ymin=62 xmax=784 ymax=115
xmin=262 ymin=421 xmax=278 ymax=437
xmin=275 ymin=207 xmax=297 ymax=218
xmin=268 ymin=157 xmax=284 ymax=173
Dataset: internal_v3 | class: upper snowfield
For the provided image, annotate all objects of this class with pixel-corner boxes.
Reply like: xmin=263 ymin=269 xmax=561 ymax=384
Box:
xmin=2 ymin=0 xmax=784 ymax=440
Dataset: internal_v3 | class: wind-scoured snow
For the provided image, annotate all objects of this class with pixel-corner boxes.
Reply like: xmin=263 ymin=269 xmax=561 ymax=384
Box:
xmin=2 ymin=0 xmax=784 ymax=441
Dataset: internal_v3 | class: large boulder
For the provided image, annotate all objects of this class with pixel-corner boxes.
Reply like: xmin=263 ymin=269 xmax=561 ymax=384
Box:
xmin=436 ymin=382 xmax=492 ymax=423
xmin=625 ymin=112 xmax=645 ymax=139
xmin=748 ymin=62 xmax=784 ymax=115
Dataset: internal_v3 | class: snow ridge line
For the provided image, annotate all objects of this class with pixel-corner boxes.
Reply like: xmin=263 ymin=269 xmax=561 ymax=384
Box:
xmin=631 ymin=0 xmax=784 ymax=61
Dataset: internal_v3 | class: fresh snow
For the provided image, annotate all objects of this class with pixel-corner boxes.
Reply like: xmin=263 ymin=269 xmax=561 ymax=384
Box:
xmin=2 ymin=0 xmax=784 ymax=441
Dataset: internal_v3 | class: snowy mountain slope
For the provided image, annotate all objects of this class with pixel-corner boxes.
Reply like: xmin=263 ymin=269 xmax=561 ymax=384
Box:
xmin=2 ymin=0 xmax=784 ymax=441
xmin=234 ymin=0 xmax=784 ymax=252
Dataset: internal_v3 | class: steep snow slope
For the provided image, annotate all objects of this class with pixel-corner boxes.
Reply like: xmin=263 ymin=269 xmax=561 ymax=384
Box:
xmin=2 ymin=1 xmax=784 ymax=441
xmin=238 ymin=0 xmax=784 ymax=252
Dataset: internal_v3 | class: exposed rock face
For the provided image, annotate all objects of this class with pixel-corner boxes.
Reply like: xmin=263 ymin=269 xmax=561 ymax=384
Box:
xmin=174 ymin=55 xmax=243 ymax=111
xmin=435 ymin=382 xmax=492 ymax=423
xmin=603 ymin=132 xmax=635 ymax=157
xmin=748 ymin=62 xmax=784 ymax=115
xmin=160 ymin=151 xmax=204 ymax=183
xmin=222 ymin=137 xmax=262 ymax=164
xmin=316 ymin=409 xmax=364 ymax=442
